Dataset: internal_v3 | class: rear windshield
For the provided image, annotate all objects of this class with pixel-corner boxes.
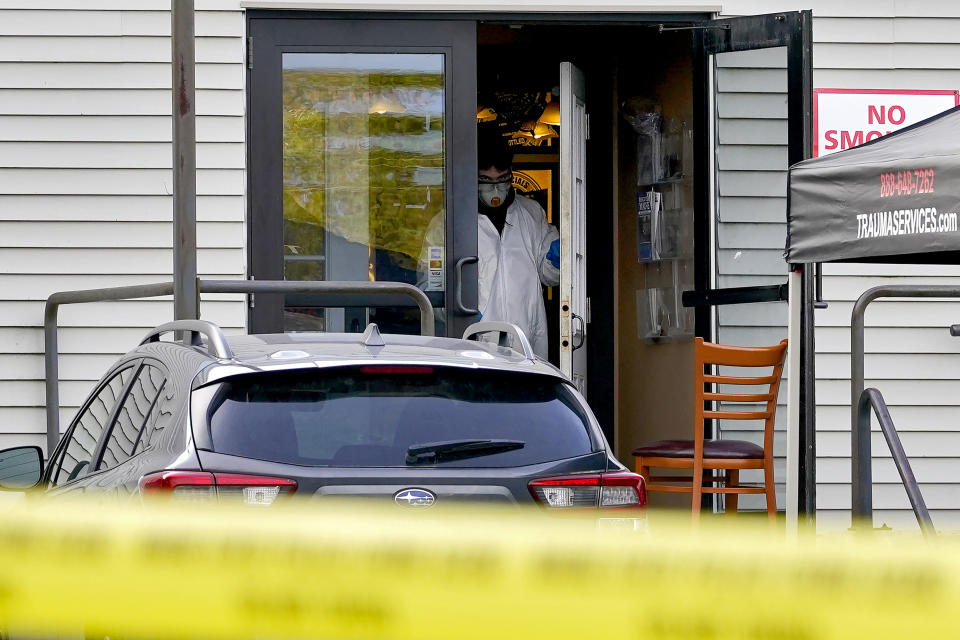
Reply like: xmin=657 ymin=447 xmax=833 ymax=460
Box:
xmin=205 ymin=366 xmax=595 ymax=467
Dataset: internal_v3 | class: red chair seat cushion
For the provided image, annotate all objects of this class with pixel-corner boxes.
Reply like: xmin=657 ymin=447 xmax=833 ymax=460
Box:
xmin=632 ymin=439 xmax=763 ymax=460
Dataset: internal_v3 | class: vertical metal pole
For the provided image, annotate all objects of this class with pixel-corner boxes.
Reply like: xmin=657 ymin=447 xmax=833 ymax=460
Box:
xmin=785 ymin=268 xmax=802 ymax=536
xmin=801 ymin=263 xmax=817 ymax=519
xmin=850 ymin=291 xmax=872 ymax=525
xmin=172 ymin=0 xmax=198 ymax=320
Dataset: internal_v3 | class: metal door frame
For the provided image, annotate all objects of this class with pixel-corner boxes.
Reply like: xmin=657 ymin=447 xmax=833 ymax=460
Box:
xmin=245 ymin=13 xmax=478 ymax=337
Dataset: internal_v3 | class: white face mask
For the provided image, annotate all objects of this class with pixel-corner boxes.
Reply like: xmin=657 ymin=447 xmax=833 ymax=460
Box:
xmin=479 ymin=182 xmax=511 ymax=208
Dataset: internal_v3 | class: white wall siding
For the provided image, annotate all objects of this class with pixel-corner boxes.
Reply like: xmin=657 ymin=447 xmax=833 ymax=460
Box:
xmin=0 ymin=2 xmax=247 ymax=453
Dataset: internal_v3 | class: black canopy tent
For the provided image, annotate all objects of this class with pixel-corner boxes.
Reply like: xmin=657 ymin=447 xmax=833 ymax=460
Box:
xmin=785 ymin=104 xmax=960 ymax=531
xmin=788 ymin=103 xmax=960 ymax=265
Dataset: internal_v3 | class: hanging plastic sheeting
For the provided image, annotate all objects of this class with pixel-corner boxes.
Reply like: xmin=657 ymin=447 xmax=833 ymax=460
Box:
xmin=787 ymin=104 xmax=960 ymax=264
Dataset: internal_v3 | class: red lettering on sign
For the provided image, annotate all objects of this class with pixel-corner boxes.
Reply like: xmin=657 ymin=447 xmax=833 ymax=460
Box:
xmin=841 ymin=130 xmax=864 ymax=149
xmin=888 ymin=105 xmax=906 ymax=125
xmin=868 ymin=105 xmax=884 ymax=124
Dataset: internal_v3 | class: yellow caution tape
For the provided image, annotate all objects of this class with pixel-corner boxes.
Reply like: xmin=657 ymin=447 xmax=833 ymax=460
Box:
xmin=0 ymin=497 xmax=956 ymax=640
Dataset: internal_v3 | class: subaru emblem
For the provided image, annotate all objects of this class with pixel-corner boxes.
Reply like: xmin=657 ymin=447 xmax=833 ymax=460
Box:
xmin=394 ymin=488 xmax=436 ymax=508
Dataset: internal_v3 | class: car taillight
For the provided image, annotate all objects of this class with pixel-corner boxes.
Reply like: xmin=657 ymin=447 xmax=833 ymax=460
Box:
xmin=138 ymin=471 xmax=297 ymax=507
xmin=528 ymin=472 xmax=646 ymax=509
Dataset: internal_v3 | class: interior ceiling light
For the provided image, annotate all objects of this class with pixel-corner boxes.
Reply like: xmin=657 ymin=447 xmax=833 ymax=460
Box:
xmin=477 ymin=105 xmax=498 ymax=122
xmin=537 ymin=91 xmax=561 ymax=126
xmin=532 ymin=122 xmax=558 ymax=139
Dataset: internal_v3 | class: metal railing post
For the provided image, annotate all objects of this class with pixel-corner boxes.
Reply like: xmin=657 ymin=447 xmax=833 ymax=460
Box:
xmin=44 ymin=283 xmax=175 ymax=455
xmin=851 ymin=284 xmax=960 ymax=530
xmin=172 ymin=0 xmax=198 ymax=321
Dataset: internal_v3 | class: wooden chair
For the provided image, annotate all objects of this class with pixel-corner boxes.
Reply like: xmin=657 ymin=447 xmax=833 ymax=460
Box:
xmin=632 ymin=337 xmax=788 ymax=519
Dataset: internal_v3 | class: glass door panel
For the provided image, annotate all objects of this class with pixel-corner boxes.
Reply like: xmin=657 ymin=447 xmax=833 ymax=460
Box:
xmin=281 ymin=53 xmax=446 ymax=333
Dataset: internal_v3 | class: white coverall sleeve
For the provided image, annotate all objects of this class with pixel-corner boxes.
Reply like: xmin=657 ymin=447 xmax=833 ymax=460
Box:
xmin=533 ymin=203 xmax=560 ymax=287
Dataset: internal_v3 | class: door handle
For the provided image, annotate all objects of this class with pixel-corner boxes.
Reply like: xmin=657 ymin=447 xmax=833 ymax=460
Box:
xmin=454 ymin=256 xmax=479 ymax=315
xmin=572 ymin=312 xmax=586 ymax=351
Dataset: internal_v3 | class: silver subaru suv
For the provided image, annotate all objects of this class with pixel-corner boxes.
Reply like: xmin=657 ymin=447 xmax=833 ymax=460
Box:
xmin=0 ymin=319 xmax=645 ymax=513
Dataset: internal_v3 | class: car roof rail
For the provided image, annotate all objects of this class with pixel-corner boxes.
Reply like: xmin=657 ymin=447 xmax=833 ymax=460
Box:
xmin=462 ymin=321 xmax=536 ymax=361
xmin=140 ymin=320 xmax=234 ymax=360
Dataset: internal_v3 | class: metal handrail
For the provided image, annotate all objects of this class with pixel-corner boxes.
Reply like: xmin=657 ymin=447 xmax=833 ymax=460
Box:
xmin=850 ymin=285 xmax=960 ymax=533
xmin=43 ymin=279 xmax=436 ymax=454
xmin=859 ymin=388 xmax=935 ymax=537
xmin=140 ymin=320 xmax=234 ymax=360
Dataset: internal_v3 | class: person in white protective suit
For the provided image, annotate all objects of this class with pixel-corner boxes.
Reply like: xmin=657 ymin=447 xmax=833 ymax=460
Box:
xmin=417 ymin=133 xmax=560 ymax=359
xmin=474 ymin=134 xmax=560 ymax=359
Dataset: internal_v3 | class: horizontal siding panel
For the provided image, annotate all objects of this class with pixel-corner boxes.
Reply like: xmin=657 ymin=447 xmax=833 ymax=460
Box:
xmin=717 ymin=249 xmax=787 ymax=276
xmin=717 ymin=170 xmax=788 ymax=197
xmin=0 ymin=325 xmax=245 ymax=355
xmin=0 ymin=195 xmax=242 ymax=222
xmin=816 ymin=300 xmax=960 ymax=328
xmin=0 ymin=62 xmax=243 ymax=89
xmin=817 ymin=482 xmax=960 ymax=510
xmin=716 ymin=68 xmax=787 ymax=93
xmin=0 ymin=89 xmax=243 ymax=116
xmin=813 ymin=17 xmax=895 ymax=43
xmin=0 ymin=273 xmax=245 ymax=301
xmin=814 ymin=68 xmax=960 ymax=89
xmin=0 ymin=168 xmax=243 ymax=195
xmin=719 ymin=302 xmax=788 ymax=327
xmin=0 ymin=248 xmax=242 ymax=275
xmin=818 ymin=430 xmax=960 ymax=457
xmin=717 ymin=119 xmax=787 ymax=145
xmin=716 ymin=94 xmax=788 ymax=119
xmin=817 ymin=404 xmax=960 ymax=431
xmin=815 ymin=326 xmax=960 ymax=354
xmin=822 ymin=275 xmax=960 ymax=301
xmin=716 ymin=196 xmax=786 ymax=223
xmin=0 ymin=116 xmax=243 ymax=142
xmin=721 ymin=1 xmax=895 ymax=18
xmin=0 ymin=433 xmax=43 ymax=452
xmin=818 ymin=379 xmax=960 ymax=407
xmin=717 ymin=145 xmax=788 ymax=170
xmin=894 ymin=17 xmax=960 ymax=43
xmin=717 ymin=222 xmax=787 ymax=249
xmin=0 ymin=10 xmax=242 ymax=37
xmin=813 ymin=43 xmax=895 ymax=69
xmin=0 ymin=299 xmax=244 ymax=329
xmin=717 ymin=274 xmax=788 ymax=288
xmin=822 ymin=263 xmax=960 ymax=276
xmin=715 ymin=47 xmax=787 ymax=68
xmin=0 ymin=36 xmax=241 ymax=63
xmin=0 ymin=221 xmax=243 ymax=248
xmin=817 ymin=352 xmax=960 ymax=380
xmin=0 ymin=142 xmax=244 ymax=169
xmin=0 ymin=353 xmax=121 ymax=381
xmin=818 ymin=457 xmax=960 ymax=483
xmin=0 ymin=407 xmax=77 ymax=434
xmin=892 ymin=1 xmax=960 ymax=18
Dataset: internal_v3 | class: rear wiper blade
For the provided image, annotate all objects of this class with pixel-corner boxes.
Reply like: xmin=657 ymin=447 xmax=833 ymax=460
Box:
xmin=405 ymin=439 xmax=525 ymax=465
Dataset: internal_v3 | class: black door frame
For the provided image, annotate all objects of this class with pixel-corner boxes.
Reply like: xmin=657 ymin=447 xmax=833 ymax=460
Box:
xmin=693 ymin=11 xmax=814 ymax=513
xmin=246 ymin=14 xmax=478 ymax=337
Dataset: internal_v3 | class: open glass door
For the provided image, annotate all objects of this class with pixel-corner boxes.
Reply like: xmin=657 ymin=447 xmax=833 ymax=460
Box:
xmin=559 ymin=62 xmax=588 ymax=392
xmin=246 ymin=16 xmax=478 ymax=338
xmin=692 ymin=11 xmax=812 ymax=516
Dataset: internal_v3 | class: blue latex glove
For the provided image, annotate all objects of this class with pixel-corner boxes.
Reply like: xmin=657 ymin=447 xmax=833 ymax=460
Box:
xmin=546 ymin=239 xmax=560 ymax=268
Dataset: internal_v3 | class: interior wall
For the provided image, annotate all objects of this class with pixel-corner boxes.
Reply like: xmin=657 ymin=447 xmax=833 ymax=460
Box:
xmin=614 ymin=31 xmax=696 ymax=508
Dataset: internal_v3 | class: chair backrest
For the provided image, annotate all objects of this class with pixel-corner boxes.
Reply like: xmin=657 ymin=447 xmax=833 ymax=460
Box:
xmin=693 ymin=337 xmax=788 ymax=456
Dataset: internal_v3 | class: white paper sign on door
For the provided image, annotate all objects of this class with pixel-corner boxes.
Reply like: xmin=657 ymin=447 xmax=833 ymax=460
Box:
xmin=814 ymin=89 xmax=958 ymax=157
